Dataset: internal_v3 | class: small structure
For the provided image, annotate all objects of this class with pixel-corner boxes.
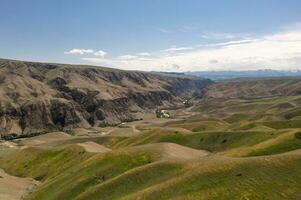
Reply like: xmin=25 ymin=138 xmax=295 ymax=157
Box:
xmin=182 ymin=98 xmax=191 ymax=107
xmin=156 ymin=109 xmax=171 ymax=118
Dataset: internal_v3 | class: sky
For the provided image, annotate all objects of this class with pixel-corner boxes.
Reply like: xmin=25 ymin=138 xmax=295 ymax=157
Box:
xmin=1 ymin=0 xmax=301 ymax=72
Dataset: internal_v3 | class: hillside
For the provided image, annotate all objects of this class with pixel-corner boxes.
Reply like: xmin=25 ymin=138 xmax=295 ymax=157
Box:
xmin=1 ymin=75 xmax=301 ymax=199
xmin=203 ymin=77 xmax=301 ymax=99
xmin=0 ymin=59 xmax=211 ymax=138
xmin=187 ymin=70 xmax=301 ymax=80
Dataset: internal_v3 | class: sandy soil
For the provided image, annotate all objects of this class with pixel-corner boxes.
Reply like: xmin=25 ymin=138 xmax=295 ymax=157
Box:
xmin=78 ymin=141 xmax=111 ymax=153
xmin=132 ymin=143 xmax=210 ymax=161
xmin=0 ymin=169 xmax=38 ymax=200
xmin=0 ymin=141 xmax=20 ymax=159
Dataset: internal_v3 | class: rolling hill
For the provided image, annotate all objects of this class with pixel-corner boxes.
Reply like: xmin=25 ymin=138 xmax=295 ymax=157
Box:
xmin=1 ymin=62 xmax=301 ymax=199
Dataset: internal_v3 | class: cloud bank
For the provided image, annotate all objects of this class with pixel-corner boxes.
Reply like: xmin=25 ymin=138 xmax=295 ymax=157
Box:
xmin=64 ymin=49 xmax=94 ymax=55
xmin=65 ymin=26 xmax=301 ymax=72
xmin=65 ymin=49 xmax=107 ymax=58
xmin=94 ymin=50 xmax=107 ymax=58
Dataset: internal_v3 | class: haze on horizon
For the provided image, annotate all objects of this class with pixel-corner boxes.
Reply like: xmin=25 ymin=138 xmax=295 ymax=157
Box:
xmin=1 ymin=0 xmax=301 ymax=72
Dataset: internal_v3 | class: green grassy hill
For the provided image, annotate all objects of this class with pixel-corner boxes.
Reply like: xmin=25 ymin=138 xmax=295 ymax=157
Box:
xmin=1 ymin=144 xmax=301 ymax=199
xmin=0 ymin=145 xmax=158 ymax=200
xmin=2 ymin=77 xmax=301 ymax=199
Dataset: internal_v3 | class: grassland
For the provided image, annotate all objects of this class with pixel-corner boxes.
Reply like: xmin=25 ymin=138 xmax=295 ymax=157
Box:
xmin=1 ymin=144 xmax=301 ymax=199
xmin=2 ymin=78 xmax=301 ymax=199
xmin=0 ymin=145 xmax=158 ymax=200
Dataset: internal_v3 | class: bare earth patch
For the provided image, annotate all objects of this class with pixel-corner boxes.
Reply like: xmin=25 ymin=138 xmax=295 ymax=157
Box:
xmin=0 ymin=169 xmax=38 ymax=200
xmin=77 ymin=141 xmax=112 ymax=153
xmin=132 ymin=142 xmax=210 ymax=161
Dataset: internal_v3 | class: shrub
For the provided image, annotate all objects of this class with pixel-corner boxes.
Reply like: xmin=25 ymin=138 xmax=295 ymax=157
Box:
xmin=295 ymin=132 xmax=301 ymax=140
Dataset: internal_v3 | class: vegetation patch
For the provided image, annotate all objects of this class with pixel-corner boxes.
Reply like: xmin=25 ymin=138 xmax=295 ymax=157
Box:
xmin=110 ymin=129 xmax=277 ymax=153
xmin=0 ymin=145 xmax=158 ymax=200
xmin=246 ymin=138 xmax=301 ymax=156
xmin=1 ymin=131 xmax=49 ymax=140
xmin=295 ymin=131 xmax=301 ymax=140
xmin=262 ymin=120 xmax=301 ymax=129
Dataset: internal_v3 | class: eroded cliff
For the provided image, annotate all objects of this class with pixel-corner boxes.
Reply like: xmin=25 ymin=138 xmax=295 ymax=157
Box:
xmin=0 ymin=59 xmax=212 ymax=138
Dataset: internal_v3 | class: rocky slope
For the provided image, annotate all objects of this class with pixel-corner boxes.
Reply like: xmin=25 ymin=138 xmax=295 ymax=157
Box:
xmin=0 ymin=59 xmax=212 ymax=138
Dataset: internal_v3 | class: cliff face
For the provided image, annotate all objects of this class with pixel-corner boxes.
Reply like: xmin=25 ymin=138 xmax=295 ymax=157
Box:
xmin=0 ymin=59 xmax=212 ymax=137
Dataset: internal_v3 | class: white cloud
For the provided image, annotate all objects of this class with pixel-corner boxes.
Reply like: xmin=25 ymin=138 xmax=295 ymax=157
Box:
xmin=94 ymin=50 xmax=107 ymax=58
xmin=77 ymin=26 xmax=301 ymax=72
xmin=64 ymin=48 xmax=94 ymax=55
xmin=200 ymin=32 xmax=250 ymax=40
xmin=200 ymin=39 xmax=258 ymax=47
xmin=161 ymin=46 xmax=194 ymax=52
xmin=118 ymin=55 xmax=137 ymax=60
xmin=138 ymin=52 xmax=151 ymax=56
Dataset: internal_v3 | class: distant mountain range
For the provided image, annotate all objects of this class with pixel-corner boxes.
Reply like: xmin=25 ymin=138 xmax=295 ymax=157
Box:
xmin=185 ymin=70 xmax=301 ymax=80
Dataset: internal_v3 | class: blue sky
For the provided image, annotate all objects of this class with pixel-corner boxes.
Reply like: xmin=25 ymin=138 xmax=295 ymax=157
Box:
xmin=1 ymin=0 xmax=301 ymax=71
